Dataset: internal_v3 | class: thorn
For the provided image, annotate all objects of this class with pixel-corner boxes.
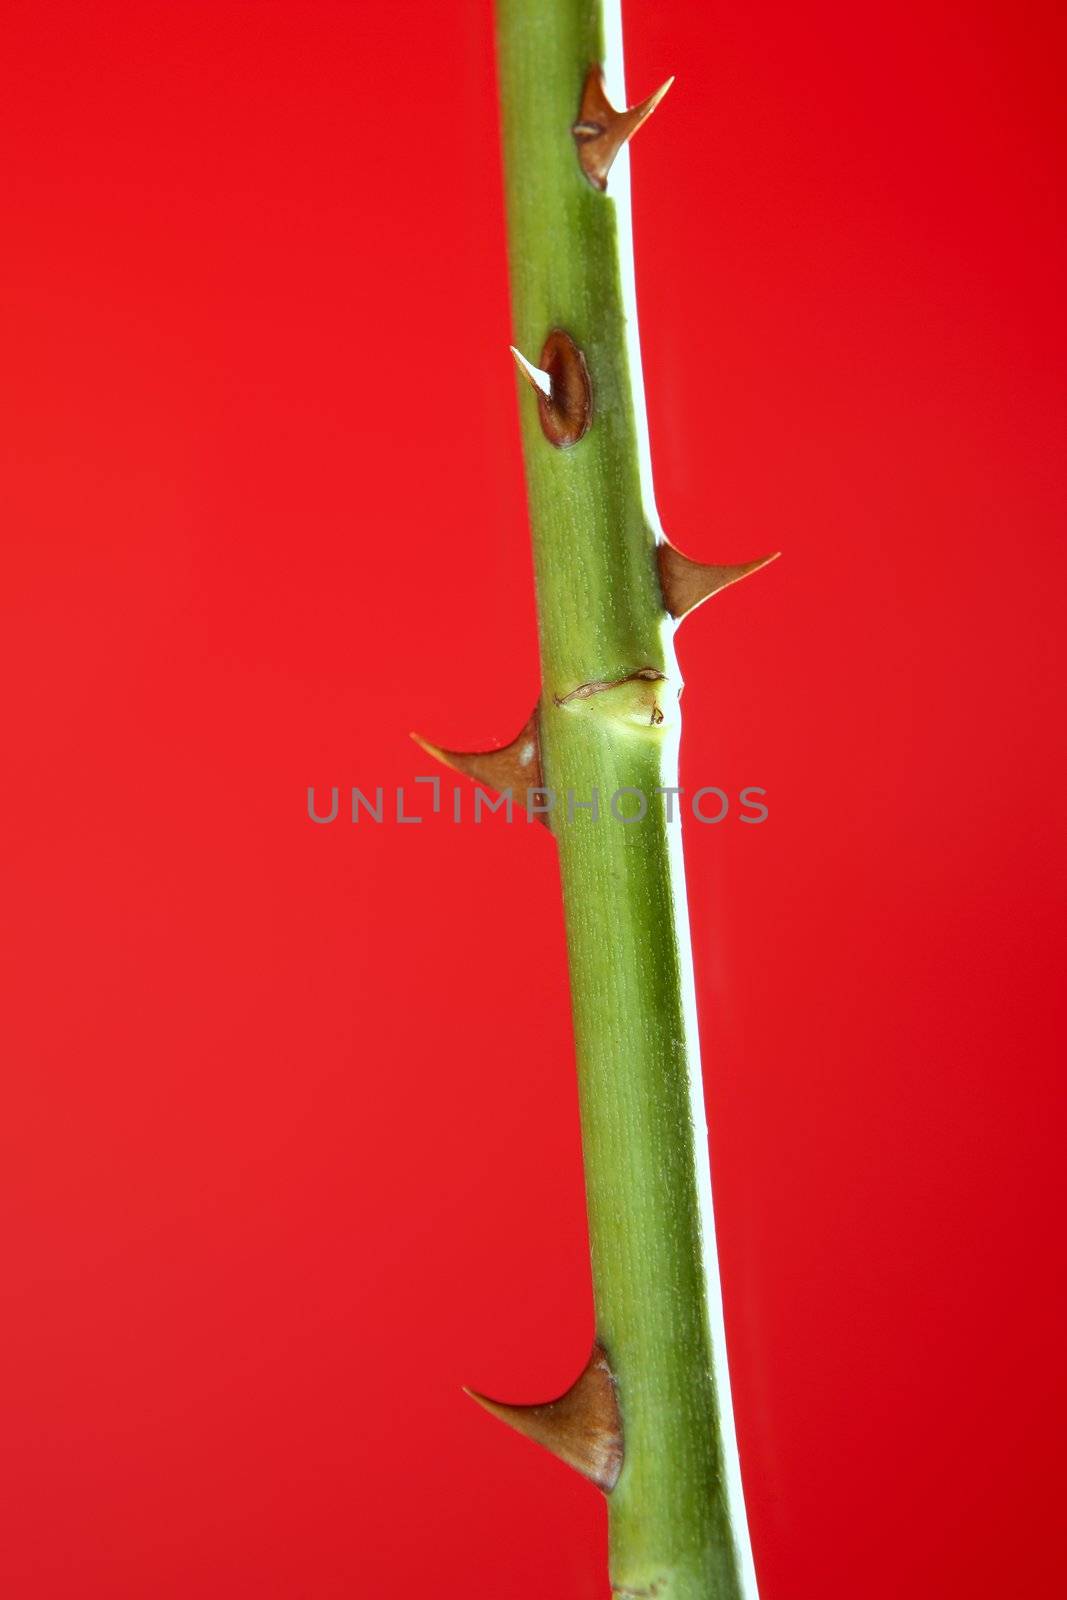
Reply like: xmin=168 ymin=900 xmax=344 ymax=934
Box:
xmin=464 ymin=1342 xmax=623 ymax=1493
xmin=511 ymin=329 xmax=592 ymax=449
xmin=572 ymin=65 xmax=674 ymax=191
xmin=410 ymin=711 xmax=542 ymax=803
xmin=510 ymin=346 xmax=552 ymax=399
xmin=657 ymin=543 xmax=780 ymax=621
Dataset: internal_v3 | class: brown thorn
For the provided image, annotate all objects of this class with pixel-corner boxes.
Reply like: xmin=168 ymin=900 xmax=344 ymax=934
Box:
xmin=410 ymin=710 xmax=543 ymax=806
xmin=572 ymin=65 xmax=674 ymax=191
xmin=464 ymin=1342 xmax=623 ymax=1493
xmin=512 ymin=331 xmax=592 ymax=449
xmin=657 ymin=543 xmax=780 ymax=621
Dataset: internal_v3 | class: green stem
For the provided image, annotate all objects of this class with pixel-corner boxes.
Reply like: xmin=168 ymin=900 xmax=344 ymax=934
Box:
xmin=494 ymin=3 xmax=758 ymax=1596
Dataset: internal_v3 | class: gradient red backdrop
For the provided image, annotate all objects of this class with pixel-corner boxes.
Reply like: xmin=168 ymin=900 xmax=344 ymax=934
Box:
xmin=3 ymin=2 xmax=1065 ymax=1595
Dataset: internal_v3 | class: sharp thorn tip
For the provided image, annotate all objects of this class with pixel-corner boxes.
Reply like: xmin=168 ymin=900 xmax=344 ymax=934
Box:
xmin=573 ymin=64 xmax=672 ymax=189
xmin=463 ymin=1343 xmax=623 ymax=1493
xmin=408 ymin=710 xmax=544 ymax=806
xmin=510 ymin=345 xmax=552 ymax=398
xmin=658 ymin=542 xmax=780 ymax=620
xmin=646 ymin=75 xmax=675 ymax=111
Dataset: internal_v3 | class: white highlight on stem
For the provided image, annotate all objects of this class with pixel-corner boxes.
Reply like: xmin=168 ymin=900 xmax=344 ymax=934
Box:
xmin=604 ymin=5 xmax=760 ymax=1592
xmin=664 ymin=746 xmax=761 ymax=1600
xmin=600 ymin=1 xmax=665 ymax=547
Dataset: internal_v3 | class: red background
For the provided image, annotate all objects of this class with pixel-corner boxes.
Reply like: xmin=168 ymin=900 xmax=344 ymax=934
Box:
xmin=3 ymin=2 xmax=1065 ymax=1595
